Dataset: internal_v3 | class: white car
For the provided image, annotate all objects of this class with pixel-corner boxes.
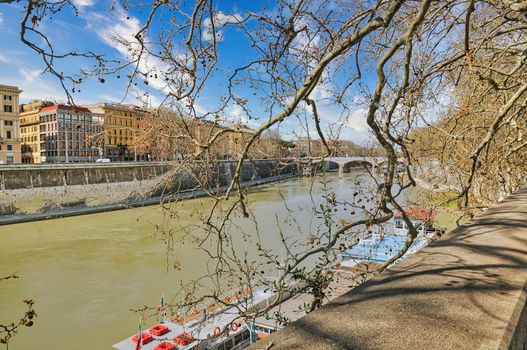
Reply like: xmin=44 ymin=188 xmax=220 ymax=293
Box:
xmin=95 ymin=158 xmax=111 ymax=163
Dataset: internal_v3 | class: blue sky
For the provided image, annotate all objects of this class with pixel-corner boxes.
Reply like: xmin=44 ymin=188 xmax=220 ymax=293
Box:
xmin=0 ymin=0 xmax=371 ymax=143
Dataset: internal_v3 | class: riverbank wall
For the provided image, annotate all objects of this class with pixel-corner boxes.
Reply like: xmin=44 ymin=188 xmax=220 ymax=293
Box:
xmin=0 ymin=159 xmax=298 ymax=223
xmin=0 ymin=174 xmax=297 ymax=226
xmin=0 ymin=162 xmax=169 ymax=190
xmin=0 ymin=160 xmax=296 ymax=190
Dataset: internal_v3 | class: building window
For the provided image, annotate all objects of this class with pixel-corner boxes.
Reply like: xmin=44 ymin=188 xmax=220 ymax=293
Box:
xmin=4 ymin=120 xmax=13 ymax=126
xmin=6 ymin=131 xmax=11 ymax=139
xmin=4 ymin=105 xmax=13 ymax=113
xmin=395 ymin=219 xmax=403 ymax=229
xmin=4 ymin=95 xmax=12 ymax=101
xmin=7 ymin=145 xmax=13 ymax=151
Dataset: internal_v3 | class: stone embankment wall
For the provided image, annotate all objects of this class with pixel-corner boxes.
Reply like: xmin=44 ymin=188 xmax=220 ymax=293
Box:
xmin=147 ymin=160 xmax=297 ymax=197
xmin=0 ymin=160 xmax=297 ymax=214
xmin=0 ymin=160 xmax=295 ymax=190
xmin=0 ymin=162 xmax=170 ymax=190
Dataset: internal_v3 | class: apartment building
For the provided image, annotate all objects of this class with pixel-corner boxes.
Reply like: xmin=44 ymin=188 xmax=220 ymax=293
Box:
xmin=193 ymin=121 xmax=253 ymax=159
xmin=39 ymin=104 xmax=103 ymax=163
xmin=84 ymin=103 xmax=145 ymax=161
xmin=0 ymin=84 xmax=22 ymax=164
xmin=135 ymin=111 xmax=254 ymax=161
xmin=20 ymin=101 xmax=53 ymax=163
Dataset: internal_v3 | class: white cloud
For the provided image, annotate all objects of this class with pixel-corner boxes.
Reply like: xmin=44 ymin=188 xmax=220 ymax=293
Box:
xmin=19 ymin=68 xmax=42 ymax=83
xmin=87 ymin=6 xmax=186 ymax=96
xmin=0 ymin=53 xmax=10 ymax=64
xmin=87 ymin=6 xmax=165 ymax=92
xmin=72 ymin=0 xmax=95 ymax=8
xmin=292 ymin=17 xmax=321 ymax=55
xmin=310 ymin=80 xmax=333 ymax=101
xmin=0 ymin=12 xmax=3 ymax=27
xmin=85 ymin=5 xmax=213 ymax=116
xmin=89 ymin=7 xmax=141 ymax=57
xmin=230 ymin=104 xmax=248 ymax=124
xmin=352 ymin=95 xmax=364 ymax=105
xmin=16 ymin=68 xmax=65 ymax=102
xmin=345 ymin=108 xmax=368 ymax=132
xmin=203 ymin=12 xmax=242 ymax=42
xmin=123 ymin=85 xmax=163 ymax=108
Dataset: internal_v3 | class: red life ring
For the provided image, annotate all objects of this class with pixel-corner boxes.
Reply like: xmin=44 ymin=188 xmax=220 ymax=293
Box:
xmin=213 ymin=326 xmax=221 ymax=336
xmin=230 ymin=322 xmax=239 ymax=332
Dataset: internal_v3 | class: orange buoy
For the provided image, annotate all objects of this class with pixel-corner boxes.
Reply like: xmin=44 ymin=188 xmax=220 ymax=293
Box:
xmin=230 ymin=321 xmax=239 ymax=332
xmin=213 ymin=326 xmax=221 ymax=337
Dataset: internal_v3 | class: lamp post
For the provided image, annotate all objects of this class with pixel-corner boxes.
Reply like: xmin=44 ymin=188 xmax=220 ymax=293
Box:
xmin=65 ymin=126 xmax=69 ymax=163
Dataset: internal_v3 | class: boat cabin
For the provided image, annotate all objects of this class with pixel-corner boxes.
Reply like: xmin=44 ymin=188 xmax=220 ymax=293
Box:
xmin=336 ymin=207 xmax=440 ymax=267
xmin=205 ymin=327 xmax=251 ymax=350
xmin=392 ymin=207 xmax=438 ymax=235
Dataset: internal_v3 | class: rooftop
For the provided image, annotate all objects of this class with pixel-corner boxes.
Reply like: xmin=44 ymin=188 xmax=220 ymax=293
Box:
xmin=0 ymin=84 xmax=22 ymax=92
xmin=83 ymin=102 xmax=141 ymax=112
xmin=39 ymin=104 xmax=91 ymax=113
xmin=394 ymin=207 xmax=438 ymax=221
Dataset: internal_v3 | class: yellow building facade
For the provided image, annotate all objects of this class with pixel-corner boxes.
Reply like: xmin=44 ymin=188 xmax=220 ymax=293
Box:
xmin=20 ymin=101 xmax=52 ymax=163
xmin=0 ymin=84 xmax=22 ymax=164
xmin=84 ymin=103 xmax=143 ymax=161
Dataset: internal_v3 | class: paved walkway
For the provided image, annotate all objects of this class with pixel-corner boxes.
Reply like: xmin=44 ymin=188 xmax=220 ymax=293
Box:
xmin=249 ymin=190 xmax=527 ymax=349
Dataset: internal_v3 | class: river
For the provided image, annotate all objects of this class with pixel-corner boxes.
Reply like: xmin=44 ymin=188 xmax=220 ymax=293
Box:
xmin=0 ymin=171 xmax=425 ymax=349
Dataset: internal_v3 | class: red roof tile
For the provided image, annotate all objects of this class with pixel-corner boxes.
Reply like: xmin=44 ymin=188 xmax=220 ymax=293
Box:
xmin=40 ymin=104 xmax=91 ymax=113
xmin=394 ymin=207 xmax=438 ymax=221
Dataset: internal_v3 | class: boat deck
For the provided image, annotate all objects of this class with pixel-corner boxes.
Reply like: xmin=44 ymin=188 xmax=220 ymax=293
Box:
xmin=113 ymin=290 xmax=275 ymax=350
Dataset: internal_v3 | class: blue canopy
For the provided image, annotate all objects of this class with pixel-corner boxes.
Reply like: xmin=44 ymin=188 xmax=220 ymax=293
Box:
xmin=341 ymin=234 xmax=428 ymax=264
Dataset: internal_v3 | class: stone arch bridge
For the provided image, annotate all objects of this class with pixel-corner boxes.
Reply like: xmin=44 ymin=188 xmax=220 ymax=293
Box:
xmin=312 ymin=157 xmax=403 ymax=174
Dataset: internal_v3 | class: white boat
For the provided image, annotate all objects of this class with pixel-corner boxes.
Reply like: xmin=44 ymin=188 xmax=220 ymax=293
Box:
xmin=336 ymin=207 xmax=444 ymax=268
xmin=112 ymin=289 xmax=278 ymax=350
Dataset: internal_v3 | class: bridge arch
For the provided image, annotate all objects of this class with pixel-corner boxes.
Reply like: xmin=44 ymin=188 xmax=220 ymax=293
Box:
xmin=340 ymin=160 xmax=374 ymax=173
xmin=312 ymin=160 xmax=340 ymax=172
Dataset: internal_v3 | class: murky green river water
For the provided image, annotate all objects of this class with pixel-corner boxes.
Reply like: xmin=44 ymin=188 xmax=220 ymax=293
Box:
xmin=0 ymin=172 xmax=442 ymax=349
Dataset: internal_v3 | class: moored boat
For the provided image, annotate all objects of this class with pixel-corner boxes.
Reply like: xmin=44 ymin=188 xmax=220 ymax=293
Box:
xmin=336 ymin=207 xmax=444 ymax=268
xmin=112 ymin=289 xmax=275 ymax=350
